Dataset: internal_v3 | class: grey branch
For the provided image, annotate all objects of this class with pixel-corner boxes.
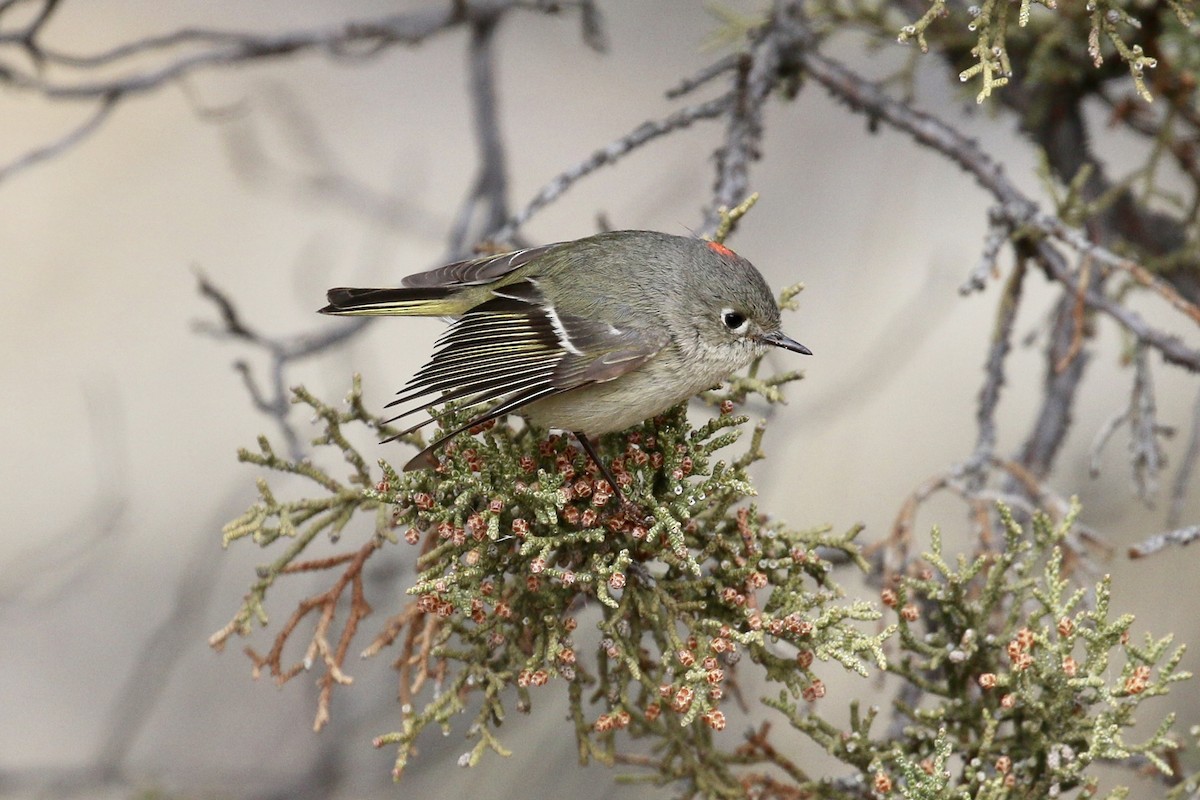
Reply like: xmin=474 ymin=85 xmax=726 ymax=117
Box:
xmin=215 ymin=89 xmax=442 ymax=232
xmin=960 ymin=207 xmax=1011 ymax=295
xmin=965 ymin=259 xmax=1027 ymax=487
xmin=1168 ymin=384 xmax=1200 ymax=528
xmin=787 ymin=16 xmax=1200 ymax=374
xmin=448 ymin=11 xmax=511 ymax=256
xmin=1128 ymin=345 xmax=1169 ymax=504
xmin=778 ymin=3 xmax=1197 ymax=533
xmin=1128 ymin=524 xmax=1200 ymax=558
xmin=666 ymin=53 xmax=740 ymax=100
xmin=0 ymin=94 xmax=116 ymax=184
xmin=702 ymin=11 xmax=797 ymax=236
xmin=0 ymin=1 xmax=556 ymax=187
xmin=495 ymin=92 xmax=733 ymax=242
xmin=193 ymin=271 xmax=365 ymax=460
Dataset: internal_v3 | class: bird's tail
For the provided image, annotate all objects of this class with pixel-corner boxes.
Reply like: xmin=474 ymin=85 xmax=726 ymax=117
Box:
xmin=319 ymin=286 xmax=462 ymax=316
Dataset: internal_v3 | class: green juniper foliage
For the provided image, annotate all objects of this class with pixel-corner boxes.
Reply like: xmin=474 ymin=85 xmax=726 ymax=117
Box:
xmin=893 ymin=0 xmax=1193 ymax=103
xmin=795 ymin=0 xmax=1198 ymax=104
xmin=213 ymin=285 xmax=892 ymax=794
xmin=214 ymin=305 xmax=1192 ymax=797
xmin=768 ymin=505 xmax=1190 ymax=800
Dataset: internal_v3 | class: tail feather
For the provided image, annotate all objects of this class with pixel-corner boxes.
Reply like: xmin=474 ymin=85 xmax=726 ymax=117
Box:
xmin=320 ymin=286 xmax=454 ymax=316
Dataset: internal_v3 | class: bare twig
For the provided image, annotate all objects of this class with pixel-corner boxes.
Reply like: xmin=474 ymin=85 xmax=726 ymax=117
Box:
xmin=959 ymin=206 xmax=1010 ymax=295
xmin=1088 ymin=409 xmax=1129 ymax=478
xmin=449 ymin=11 xmax=511 ymax=255
xmin=779 ymin=0 xmax=1196 ymax=530
xmin=788 ymin=15 xmax=1200 ymax=372
xmin=1035 ymin=213 xmax=1200 ymax=326
xmin=1168 ymin=384 xmax=1200 ymax=527
xmin=0 ymin=2 xmax=565 ymax=185
xmin=2 ymin=6 xmax=523 ymax=98
xmin=1031 ymin=240 xmax=1200 ymax=372
xmin=1009 ymin=273 xmax=1091 ymax=484
xmin=966 ymin=257 xmax=1027 ymax=483
xmin=193 ymin=271 xmax=365 ymax=459
xmin=215 ymin=88 xmax=441 ymax=231
xmin=1128 ymin=345 xmax=1169 ymax=504
xmin=0 ymin=94 xmax=116 ymax=185
xmin=881 ymin=453 xmax=1108 ymax=576
xmin=496 ymin=92 xmax=732 ymax=241
xmin=1054 ymin=255 xmax=1091 ymax=375
xmin=701 ymin=12 xmax=798 ymax=236
xmin=577 ymin=0 xmax=608 ymax=53
xmin=1128 ymin=524 xmax=1200 ymax=558
xmin=665 ymin=53 xmax=740 ymax=99
xmin=244 ymin=539 xmax=380 ymax=731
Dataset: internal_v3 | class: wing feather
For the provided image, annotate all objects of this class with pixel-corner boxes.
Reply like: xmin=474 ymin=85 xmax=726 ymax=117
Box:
xmin=398 ymin=385 xmax=563 ymax=469
xmin=400 ymin=244 xmax=561 ymax=289
xmin=387 ymin=356 xmax=559 ymax=410
xmin=385 ymin=277 xmax=668 ymax=466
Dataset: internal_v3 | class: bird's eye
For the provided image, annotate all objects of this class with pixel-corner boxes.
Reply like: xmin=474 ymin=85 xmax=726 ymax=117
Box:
xmin=721 ymin=308 xmax=749 ymax=333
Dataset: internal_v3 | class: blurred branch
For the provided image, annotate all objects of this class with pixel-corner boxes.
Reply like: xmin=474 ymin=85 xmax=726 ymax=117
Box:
xmin=1 ymin=4 xmax=495 ymax=93
xmin=449 ymin=10 xmax=511 ymax=255
xmin=495 ymin=92 xmax=732 ymax=242
xmin=0 ymin=379 xmax=128 ymax=608
xmin=1128 ymin=523 xmax=1200 ymax=558
xmin=1168 ymin=384 xmax=1200 ymax=528
xmin=193 ymin=270 xmax=365 ymax=459
xmin=0 ymin=1 xmax=562 ymax=188
xmin=92 ymin=502 xmax=231 ymax=771
xmin=665 ymin=53 xmax=740 ymax=100
xmin=1127 ymin=344 xmax=1170 ymax=504
xmin=775 ymin=1 xmax=1197 ymax=549
xmin=0 ymin=93 xmax=116 ymax=184
xmin=213 ymin=87 xmax=443 ymax=232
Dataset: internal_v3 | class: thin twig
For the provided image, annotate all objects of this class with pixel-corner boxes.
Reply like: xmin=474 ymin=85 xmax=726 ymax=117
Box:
xmin=449 ymin=10 xmax=511 ymax=255
xmin=790 ymin=22 xmax=1200 ymax=371
xmin=193 ymin=271 xmax=366 ymax=459
xmin=1128 ymin=524 xmax=1200 ymax=558
xmin=701 ymin=14 xmax=796 ymax=236
xmin=1054 ymin=254 xmax=1092 ymax=375
xmin=2 ymin=7 xmax=496 ymax=98
xmin=1128 ymin=345 xmax=1168 ymax=504
xmin=665 ymin=52 xmax=740 ymax=99
xmin=966 ymin=257 xmax=1027 ymax=484
xmin=496 ymin=93 xmax=733 ymax=241
xmin=959 ymin=206 xmax=1010 ymax=295
xmin=1088 ymin=409 xmax=1129 ymax=478
xmin=0 ymin=94 xmax=116 ymax=185
xmin=1168 ymin=384 xmax=1200 ymax=527
xmin=1032 ymin=240 xmax=1200 ymax=372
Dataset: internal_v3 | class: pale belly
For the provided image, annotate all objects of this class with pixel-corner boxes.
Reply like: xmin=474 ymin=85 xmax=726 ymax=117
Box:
xmin=519 ymin=356 xmax=739 ymax=434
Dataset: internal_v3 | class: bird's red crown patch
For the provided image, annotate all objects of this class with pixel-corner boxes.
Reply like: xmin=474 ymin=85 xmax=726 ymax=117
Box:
xmin=706 ymin=241 xmax=736 ymax=258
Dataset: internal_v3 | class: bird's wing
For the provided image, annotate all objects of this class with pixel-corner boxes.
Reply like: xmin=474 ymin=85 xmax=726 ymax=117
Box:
xmin=386 ymin=278 xmax=666 ymax=468
xmin=400 ymin=243 xmax=562 ymax=289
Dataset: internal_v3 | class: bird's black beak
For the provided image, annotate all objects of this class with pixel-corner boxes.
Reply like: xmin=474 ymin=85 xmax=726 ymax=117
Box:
xmin=760 ymin=330 xmax=812 ymax=355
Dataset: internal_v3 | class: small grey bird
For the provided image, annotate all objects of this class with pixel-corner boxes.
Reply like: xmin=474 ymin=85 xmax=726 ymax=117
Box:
xmin=320 ymin=230 xmax=810 ymax=498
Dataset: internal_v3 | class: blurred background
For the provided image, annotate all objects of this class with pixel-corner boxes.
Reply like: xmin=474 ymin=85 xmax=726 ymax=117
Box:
xmin=2 ymin=1 xmax=1197 ymax=798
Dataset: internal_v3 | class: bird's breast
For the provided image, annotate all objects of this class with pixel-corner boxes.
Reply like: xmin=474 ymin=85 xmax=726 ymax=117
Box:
xmin=520 ymin=344 xmax=755 ymax=434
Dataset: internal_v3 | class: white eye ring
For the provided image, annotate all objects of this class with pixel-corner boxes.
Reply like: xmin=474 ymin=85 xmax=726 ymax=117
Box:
xmin=721 ymin=308 xmax=750 ymax=334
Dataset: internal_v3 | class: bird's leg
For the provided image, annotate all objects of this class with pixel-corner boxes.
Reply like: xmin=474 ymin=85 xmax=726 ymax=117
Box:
xmin=572 ymin=431 xmax=625 ymax=505
xmin=571 ymin=433 xmax=654 ymax=577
